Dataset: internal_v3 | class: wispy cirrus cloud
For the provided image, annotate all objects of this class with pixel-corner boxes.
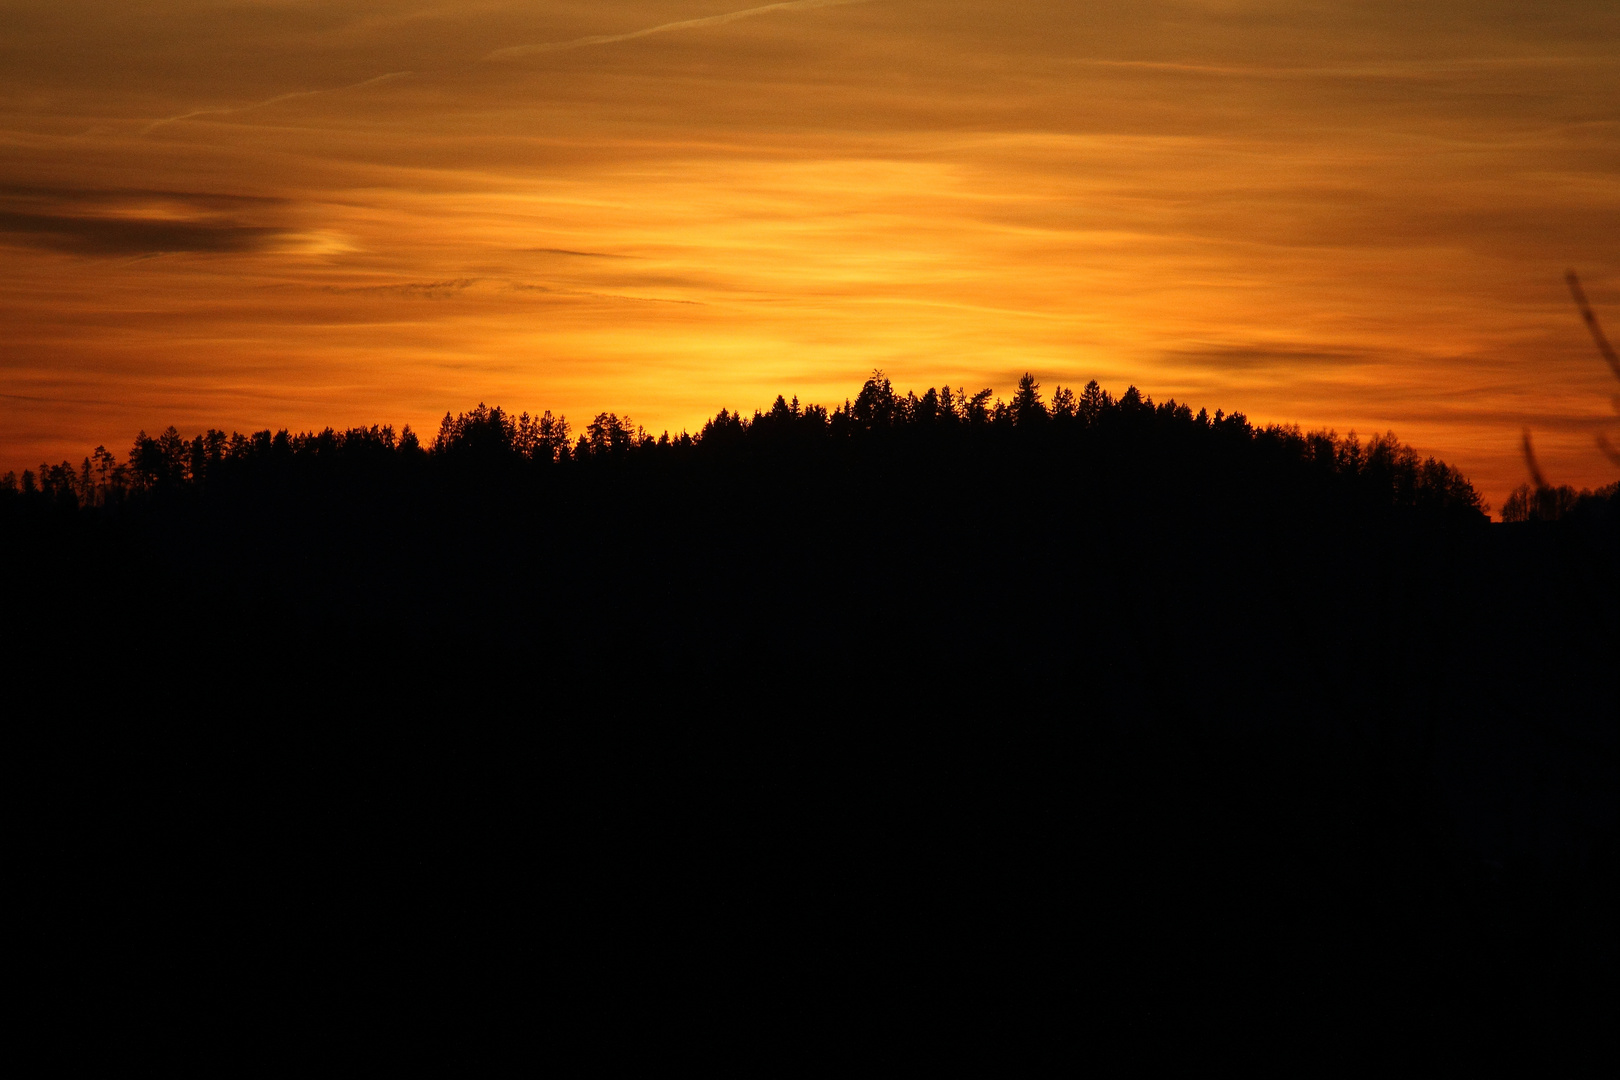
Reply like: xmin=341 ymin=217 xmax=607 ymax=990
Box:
xmin=320 ymin=278 xmax=479 ymax=298
xmin=134 ymin=1 xmax=874 ymax=134
xmin=521 ymin=248 xmax=636 ymax=260
xmin=1165 ymin=343 xmax=1377 ymax=370
xmin=483 ymin=0 xmax=875 ymax=61
xmin=141 ymin=70 xmax=414 ymax=134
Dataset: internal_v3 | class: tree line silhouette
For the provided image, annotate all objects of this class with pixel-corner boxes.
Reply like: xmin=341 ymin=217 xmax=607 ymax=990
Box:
xmin=3 ymin=373 xmax=1491 ymax=523
xmin=1501 ymin=479 xmax=1620 ymax=522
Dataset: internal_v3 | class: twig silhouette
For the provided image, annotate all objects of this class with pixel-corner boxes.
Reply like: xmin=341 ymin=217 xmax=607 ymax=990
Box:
xmin=1566 ymin=270 xmax=1620 ymax=468
xmin=1521 ymin=428 xmax=1549 ymax=489
xmin=1523 ymin=272 xmax=1620 ymax=490
xmin=1566 ymin=270 xmax=1620 ymax=381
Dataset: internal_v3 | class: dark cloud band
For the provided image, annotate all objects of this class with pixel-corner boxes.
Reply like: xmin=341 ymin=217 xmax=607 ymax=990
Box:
xmin=0 ymin=210 xmax=285 ymax=255
xmin=0 ymin=187 xmax=292 ymax=256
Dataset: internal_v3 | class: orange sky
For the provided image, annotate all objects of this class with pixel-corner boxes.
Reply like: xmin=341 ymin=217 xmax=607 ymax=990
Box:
xmin=3 ymin=0 xmax=1617 ymax=510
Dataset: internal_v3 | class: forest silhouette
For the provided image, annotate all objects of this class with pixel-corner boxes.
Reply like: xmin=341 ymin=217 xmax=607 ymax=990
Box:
xmin=8 ymin=372 xmax=1616 ymax=1070
xmin=6 ymin=372 xmax=1494 ymax=516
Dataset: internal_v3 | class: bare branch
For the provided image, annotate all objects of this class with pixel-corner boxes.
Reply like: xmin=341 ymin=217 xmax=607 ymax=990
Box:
xmin=1566 ymin=269 xmax=1620 ymax=382
xmin=1521 ymin=428 xmax=1548 ymax=489
xmin=1597 ymin=433 xmax=1620 ymax=469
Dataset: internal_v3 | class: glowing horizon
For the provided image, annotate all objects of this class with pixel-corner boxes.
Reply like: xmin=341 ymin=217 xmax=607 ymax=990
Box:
xmin=3 ymin=1 xmax=1617 ymax=510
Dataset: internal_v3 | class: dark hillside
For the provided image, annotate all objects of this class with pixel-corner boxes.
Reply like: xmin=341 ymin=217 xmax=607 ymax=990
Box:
xmin=7 ymin=374 xmax=1615 ymax=1070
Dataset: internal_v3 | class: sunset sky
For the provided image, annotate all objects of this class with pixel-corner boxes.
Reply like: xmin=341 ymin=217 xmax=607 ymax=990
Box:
xmin=2 ymin=0 xmax=1617 ymax=508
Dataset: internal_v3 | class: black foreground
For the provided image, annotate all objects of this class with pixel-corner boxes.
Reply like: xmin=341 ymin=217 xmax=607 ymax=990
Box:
xmin=9 ymin=380 xmax=1616 ymax=1071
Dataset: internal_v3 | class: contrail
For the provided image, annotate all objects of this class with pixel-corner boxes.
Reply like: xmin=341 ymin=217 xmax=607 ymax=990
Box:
xmin=141 ymin=0 xmax=874 ymax=134
xmin=142 ymin=71 xmax=413 ymax=134
xmin=483 ymin=0 xmax=872 ymax=61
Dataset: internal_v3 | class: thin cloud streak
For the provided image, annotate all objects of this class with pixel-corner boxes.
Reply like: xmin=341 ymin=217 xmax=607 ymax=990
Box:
xmin=522 ymin=248 xmax=635 ymax=259
xmin=142 ymin=71 xmax=414 ymax=134
xmin=483 ymin=0 xmax=875 ymax=61
xmin=135 ymin=0 xmax=871 ymax=135
xmin=1066 ymin=55 xmax=1612 ymax=79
